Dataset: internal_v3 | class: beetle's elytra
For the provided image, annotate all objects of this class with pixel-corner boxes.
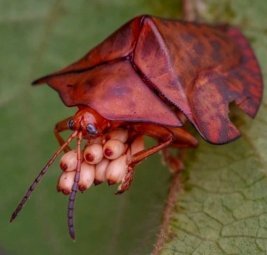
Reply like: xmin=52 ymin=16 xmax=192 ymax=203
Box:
xmin=11 ymin=15 xmax=263 ymax=239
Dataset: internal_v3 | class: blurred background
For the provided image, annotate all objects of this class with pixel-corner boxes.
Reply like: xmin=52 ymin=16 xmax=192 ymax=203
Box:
xmin=1 ymin=1 xmax=267 ymax=255
xmin=0 ymin=1 xmax=182 ymax=254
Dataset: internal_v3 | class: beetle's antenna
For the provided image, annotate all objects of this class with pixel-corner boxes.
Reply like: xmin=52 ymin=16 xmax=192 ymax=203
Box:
xmin=67 ymin=131 xmax=82 ymax=240
xmin=10 ymin=131 xmax=78 ymax=223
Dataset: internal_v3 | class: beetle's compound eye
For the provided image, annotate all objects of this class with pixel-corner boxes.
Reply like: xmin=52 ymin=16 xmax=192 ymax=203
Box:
xmin=86 ymin=124 xmax=98 ymax=136
xmin=67 ymin=119 xmax=75 ymax=130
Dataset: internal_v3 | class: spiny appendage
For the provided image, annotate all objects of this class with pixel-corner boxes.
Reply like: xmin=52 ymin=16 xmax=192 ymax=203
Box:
xmin=68 ymin=180 xmax=79 ymax=240
xmin=67 ymin=132 xmax=82 ymax=240
xmin=10 ymin=166 xmax=49 ymax=222
xmin=10 ymin=131 xmax=78 ymax=223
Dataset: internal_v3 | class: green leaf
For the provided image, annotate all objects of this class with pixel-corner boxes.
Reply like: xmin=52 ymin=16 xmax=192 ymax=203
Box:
xmin=0 ymin=1 xmax=174 ymax=254
xmin=158 ymin=1 xmax=267 ymax=254
xmin=1 ymin=1 xmax=266 ymax=255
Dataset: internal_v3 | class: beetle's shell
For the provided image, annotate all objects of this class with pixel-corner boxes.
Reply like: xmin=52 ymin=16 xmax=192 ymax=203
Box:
xmin=33 ymin=15 xmax=263 ymax=144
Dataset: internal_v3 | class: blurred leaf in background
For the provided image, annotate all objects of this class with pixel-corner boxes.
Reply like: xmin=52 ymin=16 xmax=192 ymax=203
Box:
xmin=0 ymin=1 xmax=183 ymax=254
xmin=0 ymin=0 xmax=266 ymax=255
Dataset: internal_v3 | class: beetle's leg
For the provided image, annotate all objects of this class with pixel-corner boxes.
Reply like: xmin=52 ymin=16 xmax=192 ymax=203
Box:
xmin=54 ymin=117 xmax=73 ymax=153
xmin=117 ymin=125 xmax=198 ymax=193
xmin=117 ymin=127 xmax=174 ymax=194
xmin=129 ymin=135 xmax=173 ymax=165
xmin=118 ymin=136 xmax=173 ymax=193
xmin=161 ymin=148 xmax=184 ymax=174
xmin=161 ymin=127 xmax=198 ymax=173
xmin=168 ymin=127 xmax=198 ymax=148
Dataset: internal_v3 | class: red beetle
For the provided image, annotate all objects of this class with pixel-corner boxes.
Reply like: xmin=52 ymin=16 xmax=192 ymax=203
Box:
xmin=10 ymin=15 xmax=263 ymax=239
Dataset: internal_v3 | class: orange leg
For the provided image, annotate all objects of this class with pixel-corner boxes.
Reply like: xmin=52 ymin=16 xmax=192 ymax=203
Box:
xmin=117 ymin=125 xmax=198 ymax=193
xmin=161 ymin=126 xmax=198 ymax=173
xmin=117 ymin=125 xmax=174 ymax=193
xmin=54 ymin=117 xmax=73 ymax=153
xmin=161 ymin=148 xmax=184 ymax=174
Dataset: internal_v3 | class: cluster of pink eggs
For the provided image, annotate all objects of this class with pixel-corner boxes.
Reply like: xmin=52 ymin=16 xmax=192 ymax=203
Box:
xmin=57 ymin=128 xmax=144 ymax=194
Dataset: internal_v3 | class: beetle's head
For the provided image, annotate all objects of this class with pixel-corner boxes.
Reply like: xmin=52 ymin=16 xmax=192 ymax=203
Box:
xmin=68 ymin=107 xmax=110 ymax=138
xmin=9 ymin=107 xmax=111 ymax=228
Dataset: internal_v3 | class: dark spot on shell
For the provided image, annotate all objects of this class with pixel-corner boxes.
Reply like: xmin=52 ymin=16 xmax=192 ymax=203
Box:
xmin=84 ymin=77 xmax=99 ymax=91
xmin=211 ymin=40 xmax=222 ymax=52
xmin=190 ymin=55 xmax=201 ymax=67
xmin=110 ymin=85 xmax=131 ymax=97
xmin=230 ymin=71 xmax=244 ymax=83
xmin=214 ymin=76 xmax=238 ymax=101
xmin=180 ymin=32 xmax=194 ymax=43
xmin=193 ymin=41 xmax=205 ymax=55
xmin=210 ymin=40 xmax=223 ymax=62
xmin=240 ymin=53 xmax=251 ymax=64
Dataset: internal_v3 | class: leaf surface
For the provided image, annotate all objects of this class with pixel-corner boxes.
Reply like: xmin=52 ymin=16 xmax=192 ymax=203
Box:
xmin=0 ymin=1 xmax=171 ymax=254
xmin=159 ymin=1 xmax=267 ymax=254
